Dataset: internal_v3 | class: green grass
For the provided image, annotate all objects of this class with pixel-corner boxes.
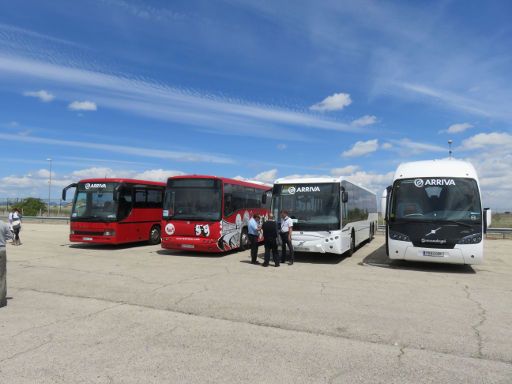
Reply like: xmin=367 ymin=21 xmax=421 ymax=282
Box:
xmin=491 ymin=213 xmax=512 ymax=228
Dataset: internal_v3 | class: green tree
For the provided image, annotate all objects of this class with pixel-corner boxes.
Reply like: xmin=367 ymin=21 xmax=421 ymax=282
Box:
xmin=15 ymin=198 xmax=47 ymax=216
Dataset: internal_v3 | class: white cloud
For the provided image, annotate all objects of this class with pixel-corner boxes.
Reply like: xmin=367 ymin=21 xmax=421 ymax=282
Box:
xmin=277 ymin=143 xmax=287 ymax=150
xmin=0 ymin=133 xmax=233 ymax=164
xmin=342 ymin=139 xmax=379 ymax=157
xmin=445 ymin=122 xmax=473 ymax=134
xmin=387 ymin=138 xmax=446 ymax=154
xmin=351 ymin=115 xmax=377 ymax=127
xmin=68 ymin=100 xmax=97 ymax=111
xmin=35 ymin=169 xmax=56 ymax=178
xmin=133 ymin=169 xmax=184 ymax=181
xmin=0 ymin=55 xmax=362 ymax=136
xmin=330 ymin=165 xmax=359 ymax=176
xmin=310 ymin=92 xmax=352 ymax=112
xmin=23 ymin=89 xmax=54 ymax=102
xmin=0 ymin=167 xmax=186 ymax=198
xmin=381 ymin=142 xmax=393 ymax=150
xmin=253 ymin=169 xmax=278 ymax=183
xmin=459 ymin=132 xmax=512 ymax=150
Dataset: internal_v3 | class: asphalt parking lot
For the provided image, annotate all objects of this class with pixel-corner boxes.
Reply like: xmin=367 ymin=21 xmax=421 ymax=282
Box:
xmin=1 ymin=223 xmax=511 ymax=383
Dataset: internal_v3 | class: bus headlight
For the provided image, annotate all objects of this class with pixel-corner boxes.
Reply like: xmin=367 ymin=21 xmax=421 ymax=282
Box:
xmin=104 ymin=230 xmax=115 ymax=237
xmin=457 ymin=233 xmax=482 ymax=244
xmin=389 ymin=230 xmax=410 ymax=242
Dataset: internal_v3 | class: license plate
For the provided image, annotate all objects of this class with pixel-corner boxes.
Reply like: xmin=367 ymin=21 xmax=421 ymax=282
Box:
xmin=423 ymin=250 xmax=444 ymax=257
xmin=181 ymin=244 xmax=195 ymax=249
xmin=83 ymin=237 xmax=93 ymax=241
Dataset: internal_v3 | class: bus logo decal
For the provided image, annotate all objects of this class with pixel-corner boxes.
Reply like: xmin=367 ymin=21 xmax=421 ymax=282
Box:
xmin=195 ymin=224 xmax=210 ymax=237
xmin=288 ymin=186 xmax=296 ymax=195
xmin=84 ymin=183 xmax=107 ymax=189
xmin=165 ymin=223 xmax=175 ymax=235
xmin=415 ymin=179 xmax=456 ymax=187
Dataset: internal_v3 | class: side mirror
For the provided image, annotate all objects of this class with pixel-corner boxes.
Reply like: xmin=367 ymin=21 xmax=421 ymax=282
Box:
xmin=381 ymin=189 xmax=387 ymax=218
xmin=62 ymin=183 xmax=77 ymax=201
xmin=484 ymin=208 xmax=492 ymax=233
xmin=341 ymin=191 xmax=348 ymax=203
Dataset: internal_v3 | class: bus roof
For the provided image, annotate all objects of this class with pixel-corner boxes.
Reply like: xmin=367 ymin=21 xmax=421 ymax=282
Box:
xmin=393 ymin=159 xmax=479 ymax=181
xmin=274 ymin=176 xmax=376 ymax=195
xmin=167 ymin=175 xmax=271 ymax=190
xmin=78 ymin=178 xmax=165 ymax=187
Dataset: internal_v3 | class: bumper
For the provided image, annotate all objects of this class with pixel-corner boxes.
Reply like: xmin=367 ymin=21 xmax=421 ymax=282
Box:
xmin=161 ymin=236 xmax=222 ymax=253
xmin=388 ymin=239 xmax=483 ymax=265
xmin=292 ymin=232 xmax=343 ymax=255
xmin=70 ymin=234 xmax=118 ymax=244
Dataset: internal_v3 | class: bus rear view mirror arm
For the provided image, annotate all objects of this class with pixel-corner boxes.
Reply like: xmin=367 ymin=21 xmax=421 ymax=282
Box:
xmin=342 ymin=191 xmax=348 ymax=203
xmin=62 ymin=183 xmax=77 ymax=201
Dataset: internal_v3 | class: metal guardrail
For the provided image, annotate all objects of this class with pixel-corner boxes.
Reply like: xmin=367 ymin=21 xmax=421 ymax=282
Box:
xmin=0 ymin=215 xmax=69 ymax=223
xmin=377 ymin=224 xmax=511 ymax=238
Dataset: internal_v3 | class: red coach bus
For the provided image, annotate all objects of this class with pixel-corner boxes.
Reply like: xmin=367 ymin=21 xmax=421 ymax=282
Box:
xmin=62 ymin=178 xmax=165 ymax=245
xmin=161 ymin=175 xmax=271 ymax=252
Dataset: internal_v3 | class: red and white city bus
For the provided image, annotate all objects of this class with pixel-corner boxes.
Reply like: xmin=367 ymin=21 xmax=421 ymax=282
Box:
xmin=62 ymin=178 xmax=165 ymax=245
xmin=161 ymin=175 xmax=271 ymax=252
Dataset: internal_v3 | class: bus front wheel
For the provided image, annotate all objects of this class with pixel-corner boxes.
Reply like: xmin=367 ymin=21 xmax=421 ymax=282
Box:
xmin=347 ymin=231 xmax=356 ymax=257
xmin=149 ymin=225 xmax=161 ymax=245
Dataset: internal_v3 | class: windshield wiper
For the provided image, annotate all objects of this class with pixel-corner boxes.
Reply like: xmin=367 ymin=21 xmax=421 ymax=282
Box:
xmin=442 ymin=220 xmax=476 ymax=228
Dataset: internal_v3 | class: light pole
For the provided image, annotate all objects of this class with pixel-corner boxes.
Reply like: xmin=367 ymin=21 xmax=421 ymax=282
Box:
xmin=47 ymin=158 xmax=52 ymax=216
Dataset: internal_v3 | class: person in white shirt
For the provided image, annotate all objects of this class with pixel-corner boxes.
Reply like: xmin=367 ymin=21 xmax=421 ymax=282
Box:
xmin=11 ymin=208 xmax=22 ymax=246
xmin=280 ymin=210 xmax=294 ymax=265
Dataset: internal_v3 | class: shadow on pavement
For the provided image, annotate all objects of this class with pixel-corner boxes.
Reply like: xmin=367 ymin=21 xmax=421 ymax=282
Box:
xmin=360 ymin=244 xmax=476 ymax=274
xmin=66 ymin=242 xmax=154 ymax=250
xmin=156 ymin=249 xmax=233 ymax=258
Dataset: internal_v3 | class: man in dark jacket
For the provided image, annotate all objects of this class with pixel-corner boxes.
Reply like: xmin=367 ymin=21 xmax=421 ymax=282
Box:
xmin=261 ymin=213 xmax=280 ymax=267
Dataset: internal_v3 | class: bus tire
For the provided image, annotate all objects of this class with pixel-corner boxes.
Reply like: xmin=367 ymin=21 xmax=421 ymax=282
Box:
xmin=239 ymin=228 xmax=249 ymax=251
xmin=148 ymin=225 xmax=161 ymax=245
xmin=347 ymin=231 xmax=356 ymax=257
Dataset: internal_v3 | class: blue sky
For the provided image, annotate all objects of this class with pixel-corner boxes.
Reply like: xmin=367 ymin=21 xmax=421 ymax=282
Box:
xmin=0 ymin=0 xmax=511 ymax=209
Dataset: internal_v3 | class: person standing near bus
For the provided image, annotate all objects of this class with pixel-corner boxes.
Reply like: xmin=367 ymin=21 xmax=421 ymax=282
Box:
xmin=248 ymin=214 xmax=261 ymax=264
xmin=262 ymin=213 xmax=280 ymax=267
xmin=280 ymin=210 xmax=294 ymax=265
xmin=0 ymin=219 xmax=13 ymax=307
xmin=11 ymin=208 xmax=22 ymax=246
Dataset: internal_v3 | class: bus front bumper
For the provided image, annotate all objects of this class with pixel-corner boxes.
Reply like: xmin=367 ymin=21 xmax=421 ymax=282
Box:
xmin=161 ymin=236 xmax=221 ymax=253
xmin=292 ymin=232 xmax=343 ymax=254
xmin=388 ymin=239 xmax=483 ymax=265
xmin=70 ymin=234 xmax=117 ymax=244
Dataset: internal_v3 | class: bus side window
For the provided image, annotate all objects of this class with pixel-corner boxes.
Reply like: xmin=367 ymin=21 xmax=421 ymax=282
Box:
xmin=134 ymin=189 xmax=147 ymax=208
xmin=223 ymin=184 xmax=233 ymax=216
xmin=118 ymin=187 xmax=133 ymax=220
xmin=147 ymin=189 xmax=162 ymax=208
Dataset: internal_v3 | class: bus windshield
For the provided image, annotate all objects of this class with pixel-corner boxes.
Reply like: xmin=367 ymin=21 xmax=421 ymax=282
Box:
xmin=272 ymin=183 xmax=340 ymax=231
xmin=72 ymin=182 xmax=118 ymax=221
xmin=164 ymin=178 xmax=222 ymax=221
xmin=390 ymin=178 xmax=482 ymax=223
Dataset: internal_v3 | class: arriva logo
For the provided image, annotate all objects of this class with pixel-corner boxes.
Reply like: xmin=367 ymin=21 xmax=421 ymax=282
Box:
xmin=287 ymin=186 xmax=296 ymax=195
xmin=85 ymin=183 xmax=107 ymax=189
xmin=295 ymin=186 xmax=321 ymax=193
xmin=414 ymin=179 xmax=455 ymax=187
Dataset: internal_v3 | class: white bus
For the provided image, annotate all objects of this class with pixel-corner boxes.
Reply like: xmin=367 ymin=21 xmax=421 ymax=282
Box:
xmin=271 ymin=177 xmax=378 ymax=255
xmin=382 ymin=159 xmax=491 ymax=265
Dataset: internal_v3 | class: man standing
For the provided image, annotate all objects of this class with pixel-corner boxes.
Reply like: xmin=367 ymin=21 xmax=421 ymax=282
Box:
xmin=248 ymin=214 xmax=261 ymax=264
xmin=280 ymin=210 xmax=294 ymax=265
xmin=0 ymin=219 xmax=13 ymax=307
xmin=261 ymin=213 xmax=279 ymax=267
